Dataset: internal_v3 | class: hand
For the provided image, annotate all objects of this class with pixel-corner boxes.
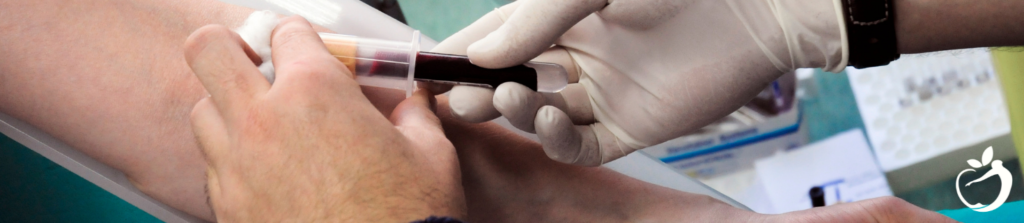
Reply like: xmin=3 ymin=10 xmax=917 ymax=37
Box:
xmin=184 ymin=16 xmax=465 ymax=222
xmin=438 ymin=0 xmax=846 ymax=165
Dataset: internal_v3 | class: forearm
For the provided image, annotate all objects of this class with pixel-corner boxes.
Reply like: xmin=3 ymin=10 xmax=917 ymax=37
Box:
xmin=0 ymin=0 xmax=252 ymax=220
xmin=896 ymin=0 xmax=1024 ymax=53
xmin=435 ymin=96 xmax=755 ymax=223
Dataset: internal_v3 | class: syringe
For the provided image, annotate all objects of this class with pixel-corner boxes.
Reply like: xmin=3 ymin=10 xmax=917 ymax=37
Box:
xmin=319 ymin=31 xmax=569 ymax=96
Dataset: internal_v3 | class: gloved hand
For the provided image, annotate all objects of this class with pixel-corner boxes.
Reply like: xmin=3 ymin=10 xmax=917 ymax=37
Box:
xmin=436 ymin=0 xmax=848 ymax=166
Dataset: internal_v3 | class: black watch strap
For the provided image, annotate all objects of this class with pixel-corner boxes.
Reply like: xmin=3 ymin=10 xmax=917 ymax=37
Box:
xmin=840 ymin=0 xmax=900 ymax=68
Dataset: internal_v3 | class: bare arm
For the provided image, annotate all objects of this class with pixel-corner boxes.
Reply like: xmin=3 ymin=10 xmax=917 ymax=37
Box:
xmin=0 ymin=0 xmax=255 ymax=220
xmin=434 ymin=96 xmax=957 ymax=223
xmin=0 ymin=0 xmax=983 ymax=222
xmin=0 ymin=1 xmax=739 ymax=221
xmin=435 ymin=96 xmax=756 ymax=222
xmin=896 ymin=0 xmax=1024 ymax=53
xmin=0 ymin=1 xmax=415 ymax=220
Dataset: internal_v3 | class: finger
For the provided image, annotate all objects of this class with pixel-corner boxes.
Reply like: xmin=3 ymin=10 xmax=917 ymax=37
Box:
xmin=543 ymin=84 xmax=595 ymax=124
xmin=192 ymin=98 xmax=227 ymax=218
xmin=270 ymin=16 xmax=353 ymax=87
xmin=184 ymin=25 xmax=270 ymax=113
xmin=448 ymin=86 xmax=500 ymax=123
xmin=492 ymin=82 xmax=546 ymax=133
xmin=534 ymin=106 xmax=599 ymax=166
xmin=485 ymin=45 xmax=591 ymax=129
xmin=535 ymin=106 xmax=633 ymax=166
xmin=467 ymin=0 xmax=607 ymax=69
xmin=493 ymin=82 xmax=595 ymax=132
xmin=390 ymin=89 xmax=443 ymax=132
xmin=426 ymin=1 xmax=521 ymax=94
xmin=205 ymin=167 xmax=222 ymax=213
xmin=446 ymin=46 xmax=584 ymax=124
xmin=189 ymin=97 xmax=230 ymax=167
xmin=239 ymin=39 xmax=264 ymax=65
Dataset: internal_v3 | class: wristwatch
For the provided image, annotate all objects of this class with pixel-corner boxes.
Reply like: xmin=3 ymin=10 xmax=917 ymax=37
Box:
xmin=840 ymin=0 xmax=900 ymax=68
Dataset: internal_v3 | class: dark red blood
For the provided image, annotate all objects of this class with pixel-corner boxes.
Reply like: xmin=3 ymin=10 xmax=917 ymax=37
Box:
xmin=413 ymin=52 xmax=538 ymax=91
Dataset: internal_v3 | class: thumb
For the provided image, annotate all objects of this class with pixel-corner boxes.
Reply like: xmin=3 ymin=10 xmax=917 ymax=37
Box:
xmin=190 ymin=97 xmax=230 ymax=166
xmin=390 ymin=89 xmax=443 ymax=132
xmin=467 ymin=0 xmax=606 ymax=69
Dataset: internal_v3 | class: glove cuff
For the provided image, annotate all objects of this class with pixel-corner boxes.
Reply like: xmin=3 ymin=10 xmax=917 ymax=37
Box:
xmin=727 ymin=0 xmax=849 ymax=73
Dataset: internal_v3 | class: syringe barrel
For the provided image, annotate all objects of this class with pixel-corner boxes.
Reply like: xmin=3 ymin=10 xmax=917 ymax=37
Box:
xmin=320 ymin=32 xmax=419 ymax=96
xmin=319 ymin=31 xmax=569 ymax=95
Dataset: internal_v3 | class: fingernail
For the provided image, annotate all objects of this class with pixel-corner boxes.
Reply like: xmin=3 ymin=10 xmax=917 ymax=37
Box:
xmin=538 ymin=106 xmax=557 ymax=123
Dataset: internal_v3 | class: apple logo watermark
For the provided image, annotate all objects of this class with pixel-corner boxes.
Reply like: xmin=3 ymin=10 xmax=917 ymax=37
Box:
xmin=955 ymin=146 xmax=1012 ymax=212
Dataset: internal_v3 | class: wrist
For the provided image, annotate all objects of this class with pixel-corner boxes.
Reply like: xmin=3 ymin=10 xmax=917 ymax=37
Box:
xmin=894 ymin=0 xmax=1024 ymax=54
xmin=341 ymin=159 xmax=466 ymax=222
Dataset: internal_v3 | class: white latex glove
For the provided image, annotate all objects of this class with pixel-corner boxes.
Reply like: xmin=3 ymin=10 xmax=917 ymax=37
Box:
xmin=436 ymin=0 xmax=847 ymax=166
